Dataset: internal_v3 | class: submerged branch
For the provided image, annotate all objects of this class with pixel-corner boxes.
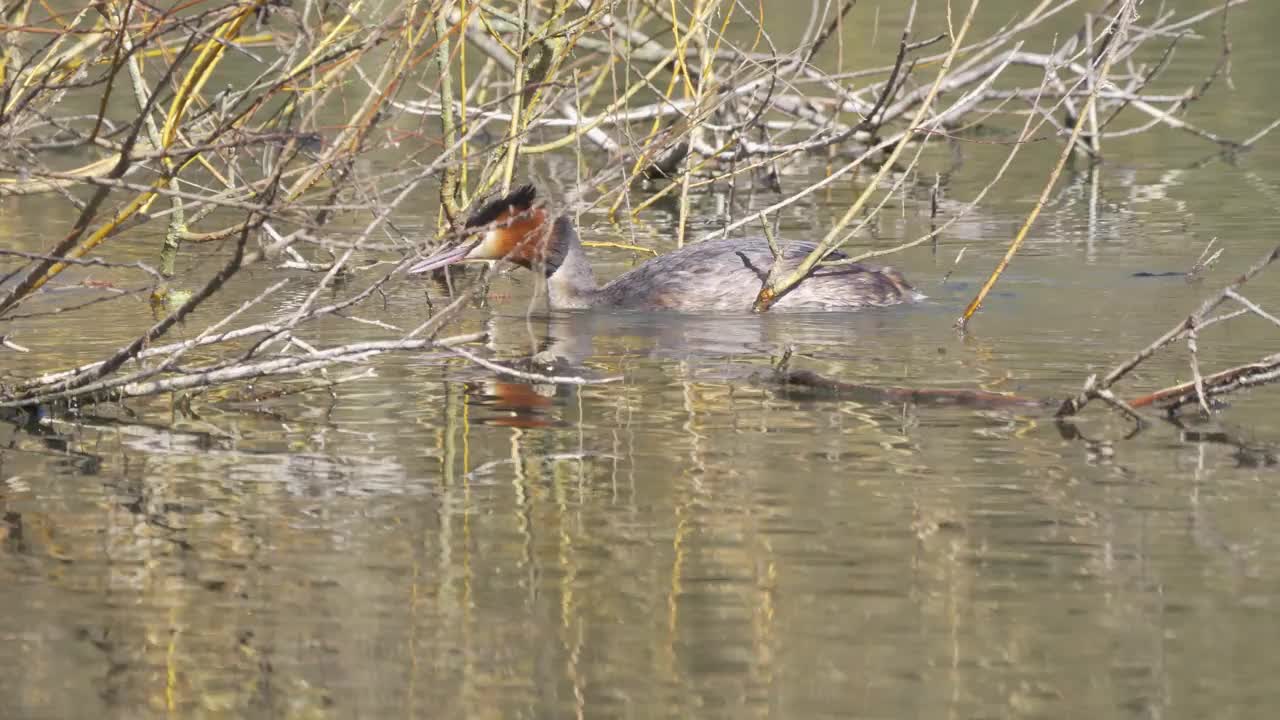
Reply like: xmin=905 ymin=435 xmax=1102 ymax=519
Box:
xmin=757 ymin=369 xmax=1049 ymax=412
xmin=1057 ymin=245 xmax=1280 ymax=420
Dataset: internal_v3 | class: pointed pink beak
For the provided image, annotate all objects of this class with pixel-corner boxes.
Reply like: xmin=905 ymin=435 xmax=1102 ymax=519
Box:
xmin=407 ymin=240 xmax=478 ymax=275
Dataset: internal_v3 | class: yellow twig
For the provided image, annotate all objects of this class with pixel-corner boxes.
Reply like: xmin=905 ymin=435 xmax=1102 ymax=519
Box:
xmin=957 ymin=1 xmax=1135 ymax=330
xmin=754 ymin=0 xmax=982 ymax=311
xmin=583 ymin=240 xmax=658 ymax=255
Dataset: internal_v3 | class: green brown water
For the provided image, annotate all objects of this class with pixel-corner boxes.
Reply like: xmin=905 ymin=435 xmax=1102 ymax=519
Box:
xmin=4 ymin=3 xmax=1280 ymax=718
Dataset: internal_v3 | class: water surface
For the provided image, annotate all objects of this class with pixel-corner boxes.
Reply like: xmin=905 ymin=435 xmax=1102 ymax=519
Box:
xmin=4 ymin=2 xmax=1280 ymax=718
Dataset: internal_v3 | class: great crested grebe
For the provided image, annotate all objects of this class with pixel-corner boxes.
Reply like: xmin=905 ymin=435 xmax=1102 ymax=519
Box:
xmin=408 ymin=185 xmax=921 ymax=312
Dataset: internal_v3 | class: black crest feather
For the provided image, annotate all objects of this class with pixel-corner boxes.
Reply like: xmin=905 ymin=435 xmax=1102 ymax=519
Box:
xmin=464 ymin=184 xmax=538 ymax=228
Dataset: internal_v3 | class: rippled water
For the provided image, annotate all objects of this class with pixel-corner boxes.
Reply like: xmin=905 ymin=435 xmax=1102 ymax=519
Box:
xmin=5 ymin=2 xmax=1280 ymax=718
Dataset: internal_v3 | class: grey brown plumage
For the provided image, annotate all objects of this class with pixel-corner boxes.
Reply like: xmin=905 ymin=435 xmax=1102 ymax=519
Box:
xmin=408 ymin=186 xmax=922 ymax=312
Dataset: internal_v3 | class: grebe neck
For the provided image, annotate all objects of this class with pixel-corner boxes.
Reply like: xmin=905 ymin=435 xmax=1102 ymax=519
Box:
xmin=542 ymin=216 xmax=599 ymax=310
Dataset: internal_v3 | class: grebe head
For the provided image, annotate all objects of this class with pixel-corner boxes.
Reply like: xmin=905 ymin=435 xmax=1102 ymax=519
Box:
xmin=408 ymin=185 xmax=571 ymax=276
